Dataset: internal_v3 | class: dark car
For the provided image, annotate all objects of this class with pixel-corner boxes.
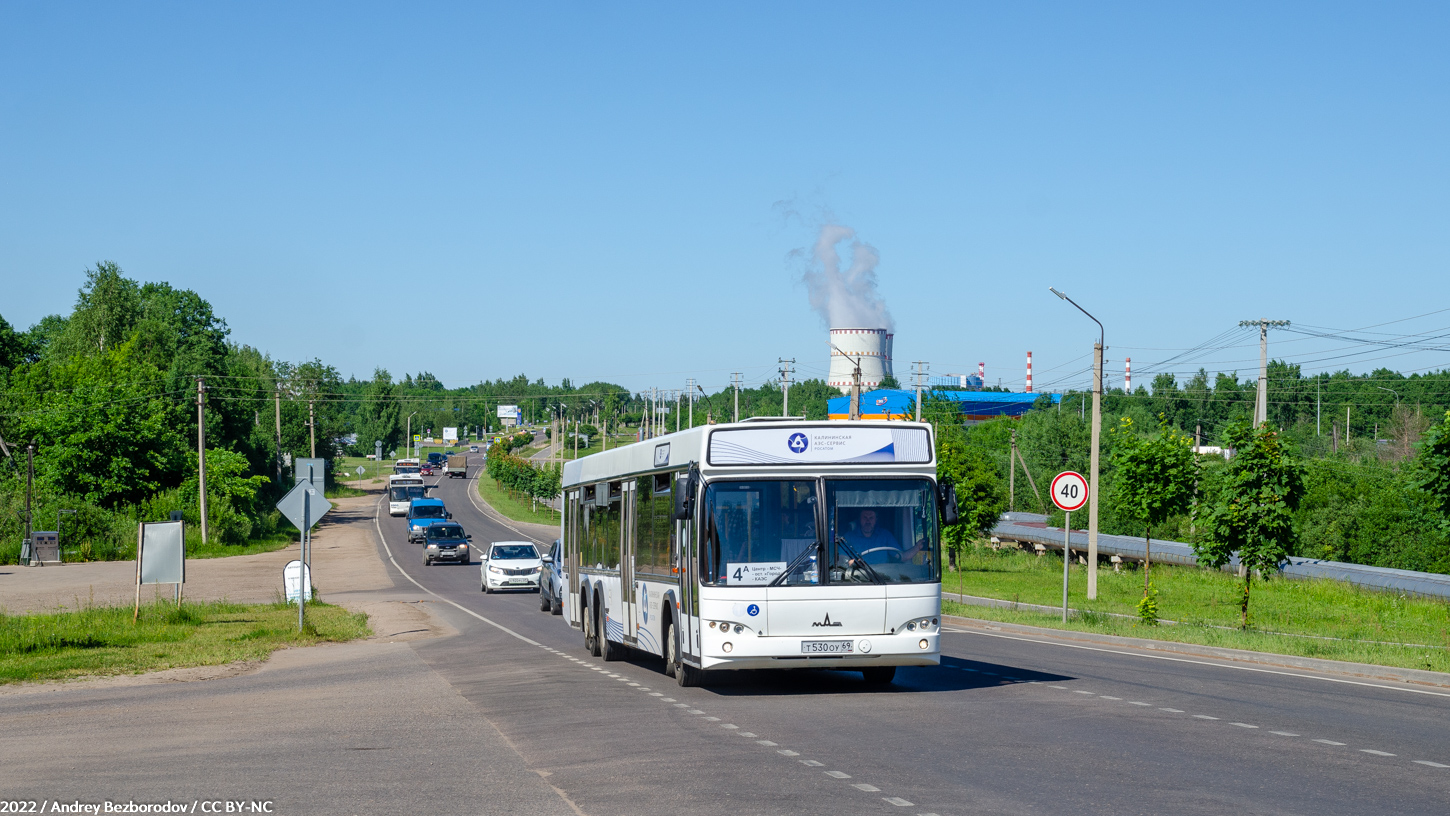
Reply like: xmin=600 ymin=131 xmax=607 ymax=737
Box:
xmin=423 ymin=523 xmax=472 ymax=566
xmin=426 ymin=452 xmax=446 ymax=468
xmin=538 ymin=538 xmax=564 ymax=614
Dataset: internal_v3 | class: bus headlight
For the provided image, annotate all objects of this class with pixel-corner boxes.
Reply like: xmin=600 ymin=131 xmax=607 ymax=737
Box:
xmin=722 ymin=642 xmax=733 ymax=653
xmin=919 ymin=639 xmax=929 ymax=650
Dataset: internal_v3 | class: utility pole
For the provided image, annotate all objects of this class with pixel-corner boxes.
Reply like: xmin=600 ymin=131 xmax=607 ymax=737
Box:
xmin=778 ymin=358 xmax=794 ymax=417
xmin=1317 ymin=377 xmax=1321 ymax=436
xmin=197 ymin=378 xmax=208 ymax=545
xmin=1049 ymin=286 xmax=1105 ymax=600
xmin=849 ymin=358 xmax=862 ymax=420
xmin=1239 ymin=319 xmax=1290 ymax=427
xmin=308 ymin=399 xmax=316 ymax=458
xmin=687 ymin=378 xmax=695 ymax=428
xmin=1009 ymin=429 xmax=1016 ymax=513
xmin=1089 ymin=341 xmax=1102 ymax=598
xmin=23 ymin=443 xmax=35 ymax=565
xmin=274 ymin=382 xmax=283 ymax=487
xmin=913 ymin=361 xmax=927 ymax=422
xmin=731 ymin=372 xmax=742 ymax=423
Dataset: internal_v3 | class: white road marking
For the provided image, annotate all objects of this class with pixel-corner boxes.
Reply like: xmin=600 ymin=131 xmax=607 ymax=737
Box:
xmin=778 ymin=750 xmax=799 ymax=756
xmin=674 ymin=703 xmax=689 ymax=708
xmin=704 ymin=717 xmax=720 ymax=722
xmin=628 ymin=683 xmax=641 ymax=687
xmin=1073 ymin=690 xmax=1095 ymax=695
xmin=1270 ymin=731 xmax=1299 ymax=736
xmin=721 ymin=723 xmax=739 ymax=729
xmin=1159 ymin=708 xmax=1185 ymax=713
xmin=1049 ymin=685 xmax=1068 ymax=689
xmin=1193 ymin=715 xmax=1219 ymax=720
xmin=660 ymin=697 xmax=676 ymax=702
xmin=688 ymin=709 xmax=705 ymax=714
xmin=1413 ymin=760 xmax=1450 ymax=768
xmin=1313 ymin=739 xmax=1346 ymax=746
xmin=825 ymin=771 xmax=851 ymax=779
xmin=1230 ymin=723 xmax=1259 ymax=729
xmin=739 ymin=732 xmax=758 ymax=738
xmin=757 ymin=740 xmax=778 ymax=746
xmin=801 ymin=760 xmax=824 ymax=767
xmin=1099 ymin=696 xmax=1122 ymax=700
xmin=882 ymin=797 xmax=914 ymax=806
xmin=1360 ymin=749 xmax=1396 ymax=756
xmin=1128 ymin=702 xmax=1151 ymax=706
xmin=960 ymin=628 xmax=1450 ymax=699
xmin=851 ymin=783 xmax=881 ymax=792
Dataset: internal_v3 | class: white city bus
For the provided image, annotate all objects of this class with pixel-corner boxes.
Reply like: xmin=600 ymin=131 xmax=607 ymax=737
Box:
xmin=388 ymin=472 xmax=426 ymax=516
xmin=560 ymin=419 xmax=956 ymax=687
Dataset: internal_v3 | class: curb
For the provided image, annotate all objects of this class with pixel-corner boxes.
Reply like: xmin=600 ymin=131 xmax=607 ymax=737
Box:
xmin=943 ymin=612 xmax=1450 ymax=691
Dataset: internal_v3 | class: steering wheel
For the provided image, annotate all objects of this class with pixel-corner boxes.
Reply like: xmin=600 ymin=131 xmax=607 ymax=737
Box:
xmin=857 ymin=546 xmax=903 ymax=563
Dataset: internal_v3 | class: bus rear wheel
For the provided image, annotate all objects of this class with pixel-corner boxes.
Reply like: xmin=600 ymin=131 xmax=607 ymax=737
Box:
xmin=584 ymin=593 xmax=600 ymax=657
xmin=861 ymin=666 xmax=896 ymax=685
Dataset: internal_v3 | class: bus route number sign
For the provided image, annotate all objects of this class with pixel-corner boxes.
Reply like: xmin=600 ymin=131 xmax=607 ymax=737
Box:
xmin=1050 ymin=471 xmax=1089 ymax=512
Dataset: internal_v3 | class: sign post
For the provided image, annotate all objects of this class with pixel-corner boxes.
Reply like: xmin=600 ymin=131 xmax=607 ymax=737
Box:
xmin=276 ymin=466 xmax=332 ymax=630
xmin=1051 ymin=471 xmax=1089 ymax=622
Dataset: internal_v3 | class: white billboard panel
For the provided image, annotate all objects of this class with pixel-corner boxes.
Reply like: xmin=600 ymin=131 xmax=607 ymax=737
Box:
xmin=443 ymin=427 xmax=458 ymax=442
xmin=707 ymin=426 xmax=932 ymax=466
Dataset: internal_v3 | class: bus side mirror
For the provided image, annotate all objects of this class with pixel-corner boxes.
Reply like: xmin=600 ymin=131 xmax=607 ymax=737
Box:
xmin=940 ymin=482 xmax=960 ymax=526
xmin=672 ymin=471 xmax=696 ymax=521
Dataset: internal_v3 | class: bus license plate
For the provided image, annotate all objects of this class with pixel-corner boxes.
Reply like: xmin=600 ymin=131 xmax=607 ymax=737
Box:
xmin=801 ymin=640 xmax=853 ymax=654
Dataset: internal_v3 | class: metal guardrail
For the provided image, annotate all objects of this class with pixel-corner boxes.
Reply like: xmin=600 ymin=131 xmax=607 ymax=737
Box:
xmin=991 ymin=512 xmax=1450 ymax=601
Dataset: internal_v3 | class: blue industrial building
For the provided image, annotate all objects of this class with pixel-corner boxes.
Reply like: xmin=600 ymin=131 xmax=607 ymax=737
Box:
xmin=827 ymin=389 xmax=1059 ymax=422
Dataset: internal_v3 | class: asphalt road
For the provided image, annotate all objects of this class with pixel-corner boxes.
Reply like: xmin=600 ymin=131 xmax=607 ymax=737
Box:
xmin=382 ymin=458 xmax=1450 ymax=816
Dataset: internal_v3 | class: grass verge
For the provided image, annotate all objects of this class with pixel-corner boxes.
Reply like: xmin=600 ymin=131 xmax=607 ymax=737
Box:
xmin=944 ymin=545 xmax=1450 ymax=674
xmin=185 ymin=530 xmax=294 ymax=560
xmin=477 ymin=476 xmax=560 ymax=528
xmin=0 ymin=600 xmax=370 ymax=685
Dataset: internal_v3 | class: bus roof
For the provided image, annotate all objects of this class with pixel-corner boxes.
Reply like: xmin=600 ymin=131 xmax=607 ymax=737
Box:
xmin=561 ymin=420 xmax=936 ymax=488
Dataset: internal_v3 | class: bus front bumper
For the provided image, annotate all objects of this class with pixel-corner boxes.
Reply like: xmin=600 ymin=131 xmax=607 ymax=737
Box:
xmin=696 ymin=631 xmax=940 ymax=671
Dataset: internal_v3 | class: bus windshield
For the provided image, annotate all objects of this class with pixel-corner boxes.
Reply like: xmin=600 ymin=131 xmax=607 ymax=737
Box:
xmin=701 ymin=478 xmax=939 ymax=586
xmin=825 ymin=478 xmax=939 ymax=585
xmin=390 ymin=485 xmax=425 ymax=502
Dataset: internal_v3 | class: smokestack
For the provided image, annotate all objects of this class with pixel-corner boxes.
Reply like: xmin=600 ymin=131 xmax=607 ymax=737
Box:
xmin=978 ymin=362 xmax=985 ymax=384
xmin=1025 ymin=351 xmax=1033 ymax=393
xmin=1125 ymin=357 xmax=1131 ymax=393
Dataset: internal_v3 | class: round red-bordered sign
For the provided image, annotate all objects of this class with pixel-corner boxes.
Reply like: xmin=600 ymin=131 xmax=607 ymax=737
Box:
xmin=1050 ymin=471 xmax=1089 ymax=512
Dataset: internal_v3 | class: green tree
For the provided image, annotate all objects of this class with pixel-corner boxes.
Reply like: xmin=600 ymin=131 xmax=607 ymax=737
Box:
xmin=1414 ymin=409 xmax=1450 ymax=539
xmin=1195 ymin=422 xmax=1303 ymax=628
xmin=1109 ymin=416 xmax=1198 ymax=594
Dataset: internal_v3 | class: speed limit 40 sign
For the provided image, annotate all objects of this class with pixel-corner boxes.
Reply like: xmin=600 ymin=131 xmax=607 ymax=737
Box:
xmin=1051 ymin=471 xmax=1089 ymax=512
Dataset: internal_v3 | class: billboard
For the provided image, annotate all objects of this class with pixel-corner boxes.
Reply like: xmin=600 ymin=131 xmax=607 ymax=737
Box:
xmin=496 ymin=405 xmax=519 ymax=418
xmin=443 ymin=427 xmax=458 ymax=442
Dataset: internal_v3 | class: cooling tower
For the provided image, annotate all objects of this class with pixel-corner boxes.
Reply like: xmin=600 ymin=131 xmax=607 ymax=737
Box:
xmin=829 ymin=328 xmax=893 ymax=393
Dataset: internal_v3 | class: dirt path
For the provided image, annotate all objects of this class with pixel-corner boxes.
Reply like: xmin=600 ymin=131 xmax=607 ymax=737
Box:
xmin=0 ymin=492 xmax=391 ymax=614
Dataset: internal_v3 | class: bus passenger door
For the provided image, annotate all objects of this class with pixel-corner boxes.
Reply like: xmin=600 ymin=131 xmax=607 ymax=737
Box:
xmin=565 ymin=490 xmax=581 ymax=629
xmin=620 ymin=481 xmax=636 ymax=643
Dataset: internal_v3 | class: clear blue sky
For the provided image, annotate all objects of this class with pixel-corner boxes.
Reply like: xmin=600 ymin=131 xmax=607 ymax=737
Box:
xmin=3 ymin=2 xmax=1447 ymax=393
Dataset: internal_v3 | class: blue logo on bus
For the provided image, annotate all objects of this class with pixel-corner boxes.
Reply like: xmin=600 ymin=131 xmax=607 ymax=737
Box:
xmin=787 ymin=433 xmax=809 ymax=454
xmin=747 ymin=604 xmax=759 ymax=617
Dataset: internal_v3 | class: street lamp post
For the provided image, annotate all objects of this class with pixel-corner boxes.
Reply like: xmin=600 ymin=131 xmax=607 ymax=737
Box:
xmin=407 ymin=411 xmax=418 ymax=460
xmin=1049 ymin=287 xmax=1104 ymax=600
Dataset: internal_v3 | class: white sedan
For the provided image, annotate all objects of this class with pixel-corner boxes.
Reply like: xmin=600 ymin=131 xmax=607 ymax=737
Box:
xmin=480 ymin=541 xmax=543 ymax=593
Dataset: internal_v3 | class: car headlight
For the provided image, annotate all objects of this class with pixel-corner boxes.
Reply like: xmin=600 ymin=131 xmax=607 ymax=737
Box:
xmin=458 ymin=544 xmax=467 ymax=550
xmin=427 ymin=544 xmax=438 ymax=550
xmin=488 ymin=566 xmax=503 ymax=574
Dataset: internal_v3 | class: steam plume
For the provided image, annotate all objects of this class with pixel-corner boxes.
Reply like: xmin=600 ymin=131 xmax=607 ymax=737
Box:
xmin=800 ymin=223 xmax=894 ymax=330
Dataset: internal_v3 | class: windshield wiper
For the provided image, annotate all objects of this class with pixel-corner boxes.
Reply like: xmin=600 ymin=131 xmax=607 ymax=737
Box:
xmin=769 ymin=540 xmax=820 ymax=587
xmin=833 ymin=536 xmax=883 ymax=584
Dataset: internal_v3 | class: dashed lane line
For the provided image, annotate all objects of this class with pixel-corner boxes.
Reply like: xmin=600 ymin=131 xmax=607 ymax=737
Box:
xmin=958 ymin=627 xmax=1450 ymax=699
